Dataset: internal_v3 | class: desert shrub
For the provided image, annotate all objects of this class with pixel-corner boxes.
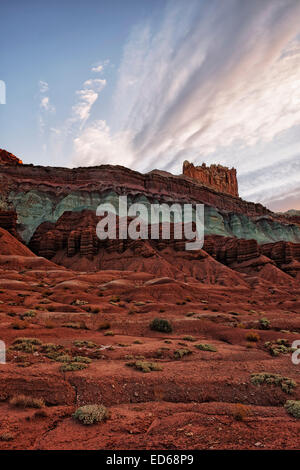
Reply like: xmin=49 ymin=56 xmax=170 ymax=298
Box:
xmin=13 ymin=337 xmax=42 ymax=346
xmin=73 ymin=340 xmax=97 ymax=349
xmin=195 ymin=343 xmax=217 ymax=352
xmin=10 ymin=337 xmax=42 ymax=353
xmin=97 ymin=321 xmax=110 ymax=330
xmin=0 ymin=432 xmax=13 ymax=441
xmin=124 ymin=354 xmax=134 ymax=360
xmin=60 ymin=362 xmax=88 ymax=372
xmin=104 ymin=331 xmax=114 ymax=336
xmin=55 ymin=354 xmax=72 ymax=363
xmin=40 ymin=343 xmax=63 ymax=355
xmin=182 ymin=336 xmax=196 ymax=342
xmin=126 ymin=360 xmax=163 ymax=373
xmin=251 ymin=373 xmax=296 ymax=394
xmin=233 ymin=404 xmax=251 ymax=421
xmin=73 ymin=356 xmax=92 ymax=364
xmin=71 ymin=299 xmax=88 ymax=306
xmin=73 ymin=404 xmax=108 ymax=425
xmin=110 ymin=296 xmax=120 ymax=303
xmin=150 ymin=318 xmax=172 ymax=333
xmin=174 ymin=348 xmax=192 ymax=359
xmin=246 ymin=332 xmax=260 ymax=342
xmin=264 ymin=339 xmax=293 ymax=357
xmin=10 ymin=394 xmax=45 ymax=409
xmin=259 ymin=318 xmax=270 ymax=330
xmin=133 ymin=340 xmax=143 ymax=344
xmin=92 ymin=307 xmax=100 ymax=314
xmin=21 ymin=310 xmax=36 ymax=319
xmin=284 ymin=400 xmax=300 ymax=418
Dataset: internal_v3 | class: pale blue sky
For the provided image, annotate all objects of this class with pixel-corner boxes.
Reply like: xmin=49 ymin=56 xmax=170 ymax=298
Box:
xmin=1 ymin=0 xmax=300 ymax=212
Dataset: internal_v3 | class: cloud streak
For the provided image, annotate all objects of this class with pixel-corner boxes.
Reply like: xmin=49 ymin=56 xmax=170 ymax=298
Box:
xmin=71 ymin=78 xmax=106 ymax=126
xmin=71 ymin=0 xmax=300 ymax=211
xmin=38 ymin=80 xmax=55 ymax=135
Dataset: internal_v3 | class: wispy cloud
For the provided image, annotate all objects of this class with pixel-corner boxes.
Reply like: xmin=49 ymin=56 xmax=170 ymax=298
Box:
xmin=40 ymin=96 xmax=55 ymax=112
xmin=71 ymin=0 xmax=300 ymax=211
xmin=91 ymin=65 xmax=103 ymax=73
xmin=73 ymin=120 xmax=133 ymax=167
xmin=71 ymin=78 xmax=106 ymax=127
xmin=38 ymin=80 xmax=55 ymax=135
xmin=91 ymin=60 xmax=109 ymax=73
xmin=39 ymin=80 xmax=49 ymax=94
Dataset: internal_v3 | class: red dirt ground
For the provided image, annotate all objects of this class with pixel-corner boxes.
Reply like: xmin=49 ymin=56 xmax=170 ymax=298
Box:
xmin=0 ymin=228 xmax=299 ymax=450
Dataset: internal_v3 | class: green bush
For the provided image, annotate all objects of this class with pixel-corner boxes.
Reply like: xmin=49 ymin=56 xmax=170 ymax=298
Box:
xmin=251 ymin=372 xmax=296 ymax=394
xmin=10 ymin=337 xmax=42 ymax=353
xmin=195 ymin=343 xmax=217 ymax=352
xmin=73 ymin=340 xmax=97 ymax=348
xmin=21 ymin=310 xmax=36 ymax=319
xmin=73 ymin=404 xmax=108 ymax=425
xmin=55 ymin=355 xmax=72 ymax=363
xmin=264 ymin=339 xmax=293 ymax=357
xmin=73 ymin=356 xmax=92 ymax=364
xmin=285 ymin=400 xmax=300 ymax=418
xmin=60 ymin=362 xmax=88 ymax=372
xmin=40 ymin=343 xmax=63 ymax=353
xmin=12 ymin=337 xmax=42 ymax=345
xmin=259 ymin=318 xmax=270 ymax=330
xmin=182 ymin=336 xmax=196 ymax=342
xmin=150 ymin=318 xmax=172 ymax=333
xmin=174 ymin=348 xmax=192 ymax=359
xmin=126 ymin=360 xmax=163 ymax=373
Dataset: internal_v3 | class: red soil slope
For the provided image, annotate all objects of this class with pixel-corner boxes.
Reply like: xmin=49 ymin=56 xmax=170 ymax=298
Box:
xmin=0 ymin=228 xmax=299 ymax=450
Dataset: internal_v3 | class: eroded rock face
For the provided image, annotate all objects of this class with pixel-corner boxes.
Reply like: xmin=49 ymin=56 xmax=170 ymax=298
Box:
xmin=205 ymin=235 xmax=300 ymax=279
xmin=0 ymin=149 xmax=299 ymax=244
xmin=0 ymin=210 xmax=19 ymax=239
xmin=183 ymin=160 xmax=238 ymax=197
xmin=26 ymin=210 xmax=299 ymax=284
xmin=261 ymin=241 xmax=300 ymax=278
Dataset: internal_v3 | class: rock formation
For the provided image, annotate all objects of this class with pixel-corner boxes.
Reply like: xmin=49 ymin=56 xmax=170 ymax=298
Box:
xmin=0 ymin=149 xmax=299 ymax=246
xmin=0 ymin=210 xmax=19 ymax=239
xmin=0 ymin=149 xmax=23 ymax=165
xmin=183 ymin=160 xmax=238 ymax=197
xmin=0 ymin=149 xmax=299 ymax=452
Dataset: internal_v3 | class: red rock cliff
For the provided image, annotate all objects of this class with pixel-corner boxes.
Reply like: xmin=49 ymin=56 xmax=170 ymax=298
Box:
xmin=183 ymin=160 xmax=238 ymax=197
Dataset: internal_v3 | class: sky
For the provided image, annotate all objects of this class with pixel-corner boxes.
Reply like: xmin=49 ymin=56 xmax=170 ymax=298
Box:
xmin=1 ymin=0 xmax=300 ymax=212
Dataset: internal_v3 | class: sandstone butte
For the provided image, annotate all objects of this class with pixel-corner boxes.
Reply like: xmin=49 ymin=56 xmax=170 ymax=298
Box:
xmin=0 ymin=148 xmax=299 ymax=450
